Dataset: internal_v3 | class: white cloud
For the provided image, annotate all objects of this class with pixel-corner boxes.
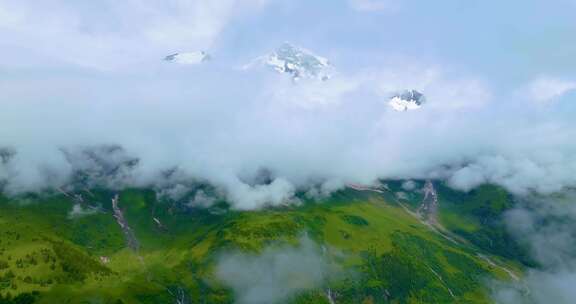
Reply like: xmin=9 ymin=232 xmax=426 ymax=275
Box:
xmin=224 ymin=177 xmax=297 ymax=210
xmin=267 ymin=75 xmax=360 ymax=110
xmin=2 ymin=57 xmax=576 ymax=208
xmin=448 ymin=154 xmax=576 ymax=195
xmin=492 ymin=194 xmax=576 ymax=304
xmin=525 ymin=76 xmax=576 ymax=104
xmin=372 ymin=66 xmax=492 ymax=110
xmin=1 ymin=2 xmax=576 ymax=209
xmin=0 ymin=0 xmax=268 ymax=69
xmin=68 ymin=204 xmax=98 ymax=219
xmin=187 ymin=190 xmax=217 ymax=208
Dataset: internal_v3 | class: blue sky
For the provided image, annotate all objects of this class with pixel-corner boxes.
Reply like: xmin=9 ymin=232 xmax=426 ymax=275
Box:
xmin=230 ymin=0 xmax=576 ymax=84
xmin=2 ymin=0 xmax=575 ymax=81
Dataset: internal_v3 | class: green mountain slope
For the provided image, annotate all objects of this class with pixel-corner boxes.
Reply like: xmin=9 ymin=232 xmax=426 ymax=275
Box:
xmin=0 ymin=187 xmax=520 ymax=303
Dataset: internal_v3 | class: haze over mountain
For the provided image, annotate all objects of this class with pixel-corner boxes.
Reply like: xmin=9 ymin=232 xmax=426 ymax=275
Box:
xmin=1 ymin=1 xmax=576 ymax=303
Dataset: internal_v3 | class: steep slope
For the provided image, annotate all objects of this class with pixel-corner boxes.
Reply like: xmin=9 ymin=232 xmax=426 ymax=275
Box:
xmin=0 ymin=187 xmax=519 ymax=303
xmin=246 ymin=43 xmax=332 ymax=82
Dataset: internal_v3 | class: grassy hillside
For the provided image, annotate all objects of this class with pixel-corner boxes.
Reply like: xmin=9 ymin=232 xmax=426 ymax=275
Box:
xmin=0 ymin=188 xmax=519 ymax=303
xmin=433 ymin=183 xmax=534 ymax=267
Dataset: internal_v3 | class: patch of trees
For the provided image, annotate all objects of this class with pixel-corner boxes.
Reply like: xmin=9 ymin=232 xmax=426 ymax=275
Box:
xmin=0 ymin=271 xmax=15 ymax=290
xmin=340 ymin=215 xmax=369 ymax=226
xmin=50 ymin=241 xmax=112 ymax=282
xmin=317 ymin=232 xmax=491 ymax=304
xmin=0 ymin=291 xmax=39 ymax=304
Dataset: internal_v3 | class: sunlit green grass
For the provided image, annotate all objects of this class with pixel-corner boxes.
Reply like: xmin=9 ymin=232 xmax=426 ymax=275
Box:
xmin=0 ymin=188 xmax=520 ymax=303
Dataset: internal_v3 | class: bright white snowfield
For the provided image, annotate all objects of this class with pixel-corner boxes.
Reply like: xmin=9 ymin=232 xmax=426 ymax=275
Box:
xmin=388 ymin=90 xmax=426 ymax=111
xmin=267 ymin=43 xmax=331 ymax=81
xmin=244 ymin=43 xmax=332 ymax=81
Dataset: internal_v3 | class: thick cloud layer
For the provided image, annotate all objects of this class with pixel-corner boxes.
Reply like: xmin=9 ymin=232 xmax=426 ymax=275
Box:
xmin=1 ymin=61 xmax=575 ymax=208
xmin=1 ymin=0 xmax=576 ymax=210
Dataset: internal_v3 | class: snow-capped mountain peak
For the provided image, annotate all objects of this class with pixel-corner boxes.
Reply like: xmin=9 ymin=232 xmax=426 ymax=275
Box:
xmin=388 ymin=90 xmax=426 ymax=111
xmin=246 ymin=43 xmax=332 ymax=81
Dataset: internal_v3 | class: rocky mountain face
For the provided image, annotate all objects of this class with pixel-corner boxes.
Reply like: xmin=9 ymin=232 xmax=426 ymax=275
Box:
xmin=389 ymin=89 xmax=426 ymax=111
xmin=164 ymin=51 xmax=210 ymax=65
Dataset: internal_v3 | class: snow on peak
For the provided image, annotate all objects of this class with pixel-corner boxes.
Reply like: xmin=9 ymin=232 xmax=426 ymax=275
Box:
xmin=248 ymin=43 xmax=332 ymax=81
xmin=164 ymin=51 xmax=210 ymax=65
xmin=388 ymin=90 xmax=426 ymax=111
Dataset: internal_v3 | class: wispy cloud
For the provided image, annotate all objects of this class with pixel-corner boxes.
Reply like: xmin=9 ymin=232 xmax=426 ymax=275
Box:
xmin=492 ymin=193 xmax=576 ymax=304
xmin=215 ymin=236 xmax=340 ymax=304
xmin=525 ymin=76 xmax=576 ymax=104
